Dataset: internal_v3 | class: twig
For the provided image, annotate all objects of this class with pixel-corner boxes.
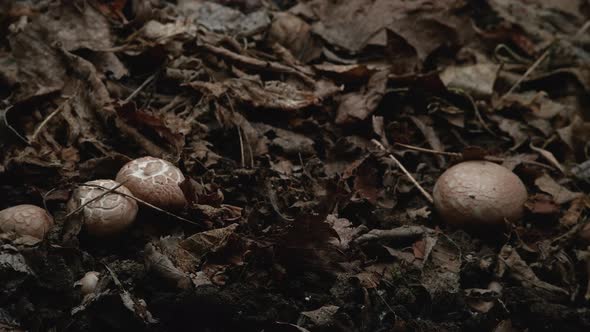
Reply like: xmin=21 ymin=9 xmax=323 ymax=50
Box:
xmin=2 ymin=105 xmax=30 ymax=144
xmin=123 ymin=73 xmax=156 ymax=104
xmin=449 ymin=88 xmax=499 ymax=138
xmin=200 ymin=43 xmax=315 ymax=86
xmin=501 ymin=20 xmax=590 ymax=100
xmin=225 ymin=92 xmax=253 ymax=168
xmin=395 ymin=141 xmax=556 ymax=171
xmin=64 ymin=181 xmax=130 ymax=219
xmin=79 ymin=183 xmax=204 ymax=228
xmin=395 ymin=142 xmax=461 ymax=157
xmin=237 ymin=125 xmax=245 ymax=168
xmin=354 ymin=225 xmax=431 ymax=245
xmin=30 ymin=96 xmax=72 ymax=142
xmin=371 ymin=139 xmax=434 ymax=204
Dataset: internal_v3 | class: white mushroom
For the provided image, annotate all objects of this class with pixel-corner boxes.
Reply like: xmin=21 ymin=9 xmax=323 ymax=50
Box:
xmin=116 ymin=156 xmax=187 ymax=210
xmin=433 ymin=161 xmax=528 ymax=228
xmin=74 ymin=271 xmax=100 ymax=296
xmin=0 ymin=204 xmax=54 ymax=239
xmin=68 ymin=179 xmax=138 ymax=236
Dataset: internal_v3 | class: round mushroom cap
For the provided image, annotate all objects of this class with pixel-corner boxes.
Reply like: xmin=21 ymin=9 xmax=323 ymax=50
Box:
xmin=74 ymin=271 xmax=100 ymax=295
xmin=0 ymin=204 xmax=54 ymax=239
xmin=433 ymin=160 xmax=528 ymax=228
xmin=115 ymin=156 xmax=186 ymax=210
xmin=68 ymin=179 xmax=138 ymax=236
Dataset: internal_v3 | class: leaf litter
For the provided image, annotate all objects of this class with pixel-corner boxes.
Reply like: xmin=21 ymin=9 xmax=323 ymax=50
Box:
xmin=0 ymin=0 xmax=590 ymax=331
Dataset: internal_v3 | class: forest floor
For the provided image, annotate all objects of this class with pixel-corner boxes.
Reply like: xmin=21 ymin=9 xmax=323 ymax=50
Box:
xmin=1 ymin=0 xmax=590 ymax=331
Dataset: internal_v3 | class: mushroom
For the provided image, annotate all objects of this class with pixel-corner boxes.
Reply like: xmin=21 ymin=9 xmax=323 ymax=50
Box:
xmin=0 ymin=204 xmax=54 ymax=239
xmin=115 ymin=156 xmax=187 ymax=210
xmin=433 ymin=160 xmax=528 ymax=228
xmin=74 ymin=271 xmax=100 ymax=296
xmin=68 ymin=179 xmax=138 ymax=236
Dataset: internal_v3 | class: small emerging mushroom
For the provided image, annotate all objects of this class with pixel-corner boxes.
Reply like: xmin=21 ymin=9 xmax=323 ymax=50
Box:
xmin=433 ymin=161 xmax=528 ymax=228
xmin=68 ymin=179 xmax=138 ymax=236
xmin=74 ymin=271 xmax=100 ymax=296
xmin=0 ymin=204 xmax=54 ymax=239
xmin=116 ymin=156 xmax=187 ymax=210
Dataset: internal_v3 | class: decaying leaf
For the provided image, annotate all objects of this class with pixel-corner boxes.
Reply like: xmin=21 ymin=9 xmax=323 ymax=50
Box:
xmin=335 ymin=70 xmax=388 ymax=125
xmin=497 ymin=245 xmax=568 ymax=297
xmin=440 ymin=63 xmax=500 ymax=97
xmin=535 ymin=174 xmax=583 ymax=205
xmin=180 ymin=224 xmax=239 ymax=260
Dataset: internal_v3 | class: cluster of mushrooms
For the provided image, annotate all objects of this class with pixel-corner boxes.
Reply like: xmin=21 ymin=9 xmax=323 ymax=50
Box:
xmin=0 ymin=156 xmax=186 ymax=240
xmin=0 ymin=158 xmax=588 ymax=243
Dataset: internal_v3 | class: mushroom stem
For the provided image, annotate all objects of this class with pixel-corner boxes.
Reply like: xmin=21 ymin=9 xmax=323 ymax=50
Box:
xmin=371 ymin=139 xmax=434 ymax=204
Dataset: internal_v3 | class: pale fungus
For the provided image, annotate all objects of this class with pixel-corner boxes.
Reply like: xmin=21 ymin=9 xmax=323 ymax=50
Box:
xmin=433 ymin=161 xmax=528 ymax=228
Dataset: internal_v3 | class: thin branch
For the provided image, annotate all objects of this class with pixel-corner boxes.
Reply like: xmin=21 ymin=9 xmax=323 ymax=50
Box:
xmin=64 ymin=181 xmax=130 ymax=219
xmin=354 ymin=225 xmax=431 ymax=245
xmin=79 ymin=183 xmax=204 ymax=228
xmin=501 ymin=20 xmax=590 ymax=100
xmin=371 ymin=139 xmax=434 ymax=204
xmin=30 ymin=96 xmax=72 ymax=142
xmin=394 ymin=142 xmax=461 ymax=157
xmin=2 ymin=105 xmax=30 ymax=144
xmin=123 ymin=73 xmax=156 ymax=104
xmin=200 ymin=43 xmax=315 ymax=86
xmin=237 ymin=125 xmax=245 ymax=168
xmin=449 ymin=88 xmax=499 ymax=138
xmin=394 ymin=142 xmax=556 ymax=171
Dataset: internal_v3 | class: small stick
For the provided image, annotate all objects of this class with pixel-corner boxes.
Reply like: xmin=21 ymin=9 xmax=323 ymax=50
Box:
xmin=30 ymin=96 xmax=72 ymax=142
xmin=394 ymin=142 xmax=556 ymax=171
xmin=123 ymin=73 xmax=156 ymax=104
xmin=79 ymin=183 xmax=203 ymax=228
xmin=237 ymin=125 xmax=245 ymax=168
xmin=64 ymin=181 xmax=129 ymax=219
xmin=395 ymin=142 xmax=460 ymax=157
xmin=449 ymin=88 xmax=499 ymax=138
xmin=501 ymin=20 xmax=590 ymax=100
xmin=372 ymin=139 xmax=434 ymax=204
xmin=2 ymin=105 xmax=30 ymax=144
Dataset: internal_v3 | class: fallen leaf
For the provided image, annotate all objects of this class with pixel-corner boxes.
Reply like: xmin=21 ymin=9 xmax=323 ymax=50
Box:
xmin=572 ymin=160 xmax=590 ymax=182
xmin=335 ymin=70 xmax=388 ymax=125
xmin=420 ymin=234 xmax=461 ymax=296
xmin=559 ymin=196 xmax=589 ymax=227
xmin=253 ymin=123 xmax=315 ymax=156
xmin=180 ymin=224 xmax=239 ymax=259
xmin=497 ymin=245 xmax=569 ymax=298
xmin=529 ymin=143 xmax=565 ymax=174
xmin=180 ymin=1 xmax=270 ymax=36
xmin=524 ymin=193 xmax=560 ymax=215
xmin=326 ymin=214 xmax=357 ymax=250
xmin=535 ymin=174 xmax=583 ymax=205
xmin=268 ymin=12 xmax=322 ymax=63
xmin=298 ymin=305 xmax=340 ymax=328
xmin=440 ymin=63 xmax=500 ymax=97
xmin=490 ymin=115 xmax=528 ymax=150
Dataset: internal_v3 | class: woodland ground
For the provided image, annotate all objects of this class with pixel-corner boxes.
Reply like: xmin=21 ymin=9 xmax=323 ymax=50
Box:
xmin=1 ymin=0 xmax=590 ymax=331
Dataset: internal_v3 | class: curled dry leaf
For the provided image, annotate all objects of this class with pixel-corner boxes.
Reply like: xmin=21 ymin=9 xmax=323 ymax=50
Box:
xmin=497 ymin=245 xmax=568 ymax=297
xmin=335 ymin=70 xmax=388 ymax=125
xmin=534 ymin=174 xmax=583 ymax=205
xmin=524 ymin=193 xmax=560 ymax=215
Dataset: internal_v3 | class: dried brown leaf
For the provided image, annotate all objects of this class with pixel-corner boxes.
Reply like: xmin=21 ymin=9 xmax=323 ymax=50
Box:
xmin=559 ymin=196 xmax=589 ymax=227
xmin=335 ymin=70 xmax=388 ymax=125
xmin=440 ymin=63 xmax=500 ymax=97
xmin=535 ymin=174 xmax=582 ymax=205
